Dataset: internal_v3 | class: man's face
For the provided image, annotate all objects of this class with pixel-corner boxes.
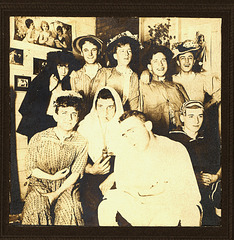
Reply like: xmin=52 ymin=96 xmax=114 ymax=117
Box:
xmin=149 ymin=52 xmax=168 ymax=77
xmin=120 ymin=116 xmax=151 ymax=151
xmin=114 ymin=43 xmax=132 ymax=67
xmin=81 ymin=41 xmax=98 ymax=64
xmin=96 ymin=98 xmax=116 ymax=122
xmin=177 ymin=52 xmax=195 ymax=73
xmin=57 ymin=64 xmax=69 ymax=80
xmin=182 ymin=108 xmax=204 ymax=134
xmin=55 ymin=106 xmax=79 ymax=132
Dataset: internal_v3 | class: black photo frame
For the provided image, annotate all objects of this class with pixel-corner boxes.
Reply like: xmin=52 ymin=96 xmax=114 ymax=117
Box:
xmin=1 ymin=1 xmax=233 ymax=240
xmin=14 ymin=75 xmax=31 ymax=91
xmin=9 ymin=48 xmax=24 ymax=65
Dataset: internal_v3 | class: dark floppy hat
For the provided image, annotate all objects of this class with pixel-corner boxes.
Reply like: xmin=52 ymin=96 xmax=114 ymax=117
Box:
xmin=106 ymin=31 xmax=140 ymax=53
xmin=142 ymin=45 xmax=173 ymax=68
xmin=73 ymin=35 xmax=103 ymax=53
xmin=172 ymin=40 xmax=199 ymax=58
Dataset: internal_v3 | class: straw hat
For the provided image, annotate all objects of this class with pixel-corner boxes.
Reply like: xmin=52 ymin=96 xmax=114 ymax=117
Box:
xmin=73 ymin=35 xmax=103 ymax=53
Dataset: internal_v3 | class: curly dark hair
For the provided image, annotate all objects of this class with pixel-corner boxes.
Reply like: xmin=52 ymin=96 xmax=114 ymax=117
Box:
xmin=106 ymin=36 xmax=140 ymax=71
xmin=55 ymin=95 xmax=83 ymax=114
xmin=142 ymin=45 xmax=173 ymax=68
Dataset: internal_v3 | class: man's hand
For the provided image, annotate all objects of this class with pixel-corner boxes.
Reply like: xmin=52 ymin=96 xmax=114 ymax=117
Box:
xmin=99 ymin=173 xmax=115 ymax=195
xmin=42 ymin=191 xmax=59 ymax=205
xmin=52 ymin=168 xmax=70 ymax=181
xmin=88 ymin=156 xmax=111 ymax=175
xmin=201 ymin=172 xmax=219 ymax=186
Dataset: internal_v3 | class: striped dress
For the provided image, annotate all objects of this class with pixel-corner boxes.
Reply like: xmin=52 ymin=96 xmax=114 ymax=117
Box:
xmin=22 ymin=128 xmax=88 ymax=225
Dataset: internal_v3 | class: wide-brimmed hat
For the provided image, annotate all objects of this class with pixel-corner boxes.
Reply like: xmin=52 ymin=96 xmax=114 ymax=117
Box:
xmin=73 ymin=35 xmax=103 ymax=53
xmin=172 ymin=40 xmax=199 ymax=58
xmin=106 ymin=31 xmax=140 ymax=53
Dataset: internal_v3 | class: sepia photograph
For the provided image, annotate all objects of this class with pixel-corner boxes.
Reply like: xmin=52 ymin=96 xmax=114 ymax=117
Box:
xmin=33 ymin=57 xmax=47 ymax=75
xmin=14 ymin=16 xmax=73 ymax=51
xmin=9 ymin=48 xmax=24 ymax=65
xmin=8 ymin=16 xmax=223 ymax=229
xmin=14 ymin=75 xmax=31 ymax=91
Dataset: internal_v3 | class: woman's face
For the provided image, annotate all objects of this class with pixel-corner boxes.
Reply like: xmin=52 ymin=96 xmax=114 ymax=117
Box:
xmin=57 ymin=64 xmax=69 ymax=80
xmin=149 ymin=52 xmax=168 ymax=77
xmin=42 ymin=23 xmax=49 ymax=31
xmin=96 ymin=98 xmax=116 ymax=123
xmin=114 ymin=43 xmax=132 ymax=67
xmin=29 ymin=22 xmax=35 ymax=30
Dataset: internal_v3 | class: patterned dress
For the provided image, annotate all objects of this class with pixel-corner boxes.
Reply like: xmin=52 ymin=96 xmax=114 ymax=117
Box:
xmin=22 ymin=128 xmax=88 ymax=225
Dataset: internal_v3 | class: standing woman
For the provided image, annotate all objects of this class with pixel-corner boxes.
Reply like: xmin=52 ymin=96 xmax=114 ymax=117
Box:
xmin=17 ymin=51 xmax=79 ymax=141
xmin=102 ymin=31 xmax=140 ymax=111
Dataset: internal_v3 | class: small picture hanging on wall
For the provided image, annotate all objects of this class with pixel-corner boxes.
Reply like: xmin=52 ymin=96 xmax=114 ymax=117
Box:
xmin=14 ymin=75 xmax=31 ymax=91
xmin=33 ymin=58 xmax=47 ymax=75
xmin=9 ymin=48 xmax=23 ymax=65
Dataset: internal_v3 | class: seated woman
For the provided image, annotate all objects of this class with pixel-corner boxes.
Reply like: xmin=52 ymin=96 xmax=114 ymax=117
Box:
xmin=17 ymin=51 xmax=79 ymax=141
xmin=78 ymin=87 xmax=123 ymax=226
xmin=24 ymin=18 xmax=37 ymax=44
xmin=38 ymin=21 xmax=54 ymax=47
xmin=140 ymin=45 xmax=189 ymax=136
xmin=22 ymin=92 xmax=88 ymax=225
xmin=101 ymin=31 xmax=140 ymax=111
xmin=54 ymin=26 xmax=67 ymax=49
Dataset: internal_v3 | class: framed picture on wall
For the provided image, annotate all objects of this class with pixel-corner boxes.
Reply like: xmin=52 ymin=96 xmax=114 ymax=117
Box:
xmin=33 ymin=57 xmax=47 ymax=75
xmin=9 ymin=48 xmax=23 ymax=65
xmin=14 ymin=17 xmax=72 ymax=51
xmin=14 ymin=75 xmax=31 ymax=91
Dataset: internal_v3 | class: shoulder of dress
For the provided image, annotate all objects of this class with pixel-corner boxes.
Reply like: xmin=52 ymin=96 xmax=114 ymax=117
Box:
xmin=73 ymin=133 xmax=88 ymax=148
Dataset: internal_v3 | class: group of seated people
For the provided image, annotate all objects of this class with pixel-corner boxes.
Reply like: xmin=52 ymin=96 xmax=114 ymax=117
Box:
xmin=16 ymin=31 xmax=221 ymax=226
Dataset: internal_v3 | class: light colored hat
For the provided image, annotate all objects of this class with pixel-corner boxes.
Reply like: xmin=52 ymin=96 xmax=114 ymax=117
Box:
xmin=73 ymin=35 xmax=103 ymax=53
xmin=180 ymin=100 xmax=204 ymax=114
xmin=106 ymin=31 xmax=140 ymax=52
xmin=172 ymin=40 xmax=199 ymax=58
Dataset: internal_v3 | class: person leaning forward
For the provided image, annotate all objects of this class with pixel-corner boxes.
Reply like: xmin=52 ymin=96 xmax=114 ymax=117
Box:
xmin=98 ymin=110 xmax=202 ymax=226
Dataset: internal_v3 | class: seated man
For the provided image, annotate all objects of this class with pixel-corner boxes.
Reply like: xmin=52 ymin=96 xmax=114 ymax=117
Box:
xmin=169 ymin=100 xmax=221 ymax=225
xmin=98 ymin=110 xmax=202 ymax=226
xmin=22 ymin=91 xmax=88 ymax=225
xmin=78 ymin=87 xmax=124 ymax=226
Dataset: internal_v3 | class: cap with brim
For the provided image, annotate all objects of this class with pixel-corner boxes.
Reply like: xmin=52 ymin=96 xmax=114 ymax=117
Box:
xmin=73 ymin=35 xmax=103 ymax=53
xmin=180 ymin=100 xmax=204 ymax=114
xmin=106 ymin=31 xmax=140 ymax=53
xmin=172 ymin=40 xmax=199 ymax=58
